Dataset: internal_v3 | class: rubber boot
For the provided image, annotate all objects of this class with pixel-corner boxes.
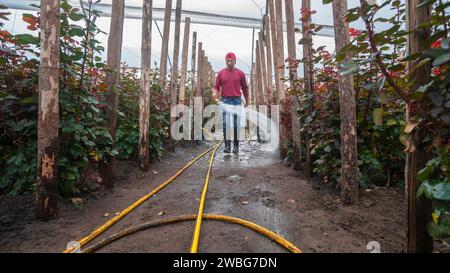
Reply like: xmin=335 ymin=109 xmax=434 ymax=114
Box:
xmin=233 ymin=140 xmax=239 ymax=153
xmin=224 ymin=140 xmax=231 ymax=153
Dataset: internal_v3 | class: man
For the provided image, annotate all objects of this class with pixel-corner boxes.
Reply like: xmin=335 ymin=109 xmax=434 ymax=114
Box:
xmin=213 ymin=52 xmax=249 ymax=153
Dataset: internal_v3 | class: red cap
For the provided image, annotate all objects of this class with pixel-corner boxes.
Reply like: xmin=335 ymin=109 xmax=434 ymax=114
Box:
xmin=225 ymin=52 xmax=236 ymax=60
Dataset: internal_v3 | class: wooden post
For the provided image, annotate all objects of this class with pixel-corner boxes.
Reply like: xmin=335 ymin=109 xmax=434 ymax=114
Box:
xmin=190 ymin=31 xmax=197 ymax=102
xmin=255 ymin=41 xmax=263 ymax=141
xmin=159 ymin=0 xmax=172 ymax=87
xmin=255 ymin=40 xmax=262 ymax=108
xmin=274 ymin=0 xmax=286 ymax=101
xmin=171 ymin=0 xmax=182 ymax=82
xmin=196 ymin=42 xmax=203 ymax=97
xmin=168 ymin=0 xmax=182 ymax=152
xmin=203 ymin=55 xmax=207 ymax=93
xmin=208 ymin=63 xmax=213 ymax=88
xmin=99 ymin=0 xmax=125 ymax=189
xmin=36 ymin=0 xmax=60 ymax=220
xmin=205 ymin=57 xmax=209 ymax=90
xmin=201 ymin=50 xmax=206 ymax=96
xmin=264 ymin=15 xmax=273 ymax=105
xmin=250 ymin=63 xmax=255 ymax=106
xmin=275 ymin=0 xmax=289 ymax=159
xmin=332 ymin=0 xmax=358 ymax=204
xmin=139 ymin=0 xmax=153 ymax=172
xmin=285 ymin=0 xmax=302 ymax=171
xmin=258 ymin=31 xmax=267 ymax=105
xmin=268 ymin=0 xmax=279 ymax=104
xmin=208 ymin=63 xmax=213 ymax=87
xmin=406 ymin=0 xmax=433 ymax=253
xmin=179 ymin=17 xmax=191 ymax=104
xmin=302 ymin=0 xmax=314 ymax=176
xmin=191 ymin=39 xmax=199 ymax=142
xmin=209 ymin=65 xmax=213 ymax=87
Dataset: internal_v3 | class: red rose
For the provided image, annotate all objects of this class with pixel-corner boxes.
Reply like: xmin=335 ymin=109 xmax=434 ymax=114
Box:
xmin=349 ymin=28 xmax=361 ymax=37
xmin=431 ymin=38 xmax=443 ymax=48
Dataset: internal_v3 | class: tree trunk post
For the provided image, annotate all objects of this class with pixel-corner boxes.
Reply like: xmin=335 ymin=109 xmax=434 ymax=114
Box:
xmin=138 ymin=0 xmax=153 ymax=172
xmin=159 ymin=0 xmax=172 ymax=87
xmin=406 ymin=0 xmax=433 ymax=253
xmin=99 ymin=0 xmax=125 ymax=189
xmin=285 ymin=0 xmax=302 ymax=171
xmin=36 ymin=0 xmax=61 ymax=220
xmin=179 ymin=17 xmax=191 ymax=105
xmin=332 ymin=0 xmax=358 ymax=204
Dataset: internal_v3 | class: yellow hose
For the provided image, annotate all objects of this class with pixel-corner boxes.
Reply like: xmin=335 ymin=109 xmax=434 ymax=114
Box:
xmin=82 ymin=213 xmax=302 ymax=253
xmin=63 ymin=145 xmax=215 ymax=253
xmin=190 ymin=138 xmax=223 ymax=253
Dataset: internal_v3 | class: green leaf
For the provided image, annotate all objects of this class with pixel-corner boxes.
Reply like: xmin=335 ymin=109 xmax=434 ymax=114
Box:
xmin=373 ymin=108 xmax=383 ymax=126
xmin=19 ymin=96 xmax=37 ymax=105
xmin=432 ymin=53 xmax=450 ymax=66
xmin=419 ymin=182 xmax=450 ymax=201
xmin=441 ymin=38 xmax=450 ymax=50
xmin=345 ymin=12 xmax=359 ymax=23
xmin=69 ymin=13 xmax=84 ymax=21
xmin=417 ymin=166 xmax=433 ymax=182
xmin=61 ymin=1 xmax=73 ymax=12
xmin=68 ymin=27 xmax=85 ymax=37
xmin=70 ymin=144 xmax=84 ymax=158
xmin=15 ymin=34 xmax=39 ymax=45
xmin=427 ymin=221 xmax=450 ymax=239
xmin=340 ymin=62 xmax=359 ymax=76
xmin=362 ymin=82 xmax=374 ymax=91
xmin=428 ymin=92 xmax=444 ymax=107
xmin=400 ymin=53 xmax=421 ymax=62
xmin=423 ymin=48 xmax=447 ymax=58
xmin=386 ymin=119 xmax=397 ymax=126
xmin=417 ymin=0 xmax=437 ymax=8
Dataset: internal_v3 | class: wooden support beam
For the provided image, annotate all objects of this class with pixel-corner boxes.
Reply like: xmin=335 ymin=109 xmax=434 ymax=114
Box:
xmin=250 ymin=63 xmax=255 ymax=106
xmin=255 ymin=40 xmax=262 ymax=108
xmin=258 ymin=31 xmax=267 ymax=105
xmin=274 ymin=0 xmax=286 ymax=101
xmin=302 ymin=0 xmax=314 ymax=177
xmin=406 ymin=0 xmax=433 ymax=253
xmin=168 ymin=0 xmax=182 ymax=152
xmin=264 ymin=15 xmax=273 ymax=105
xmin=285 ymin=0 xmax=301 ymax=171
xmin=139 ymin=0 xmax=153 ymax=172
xmin=203 ymin=55 xmax=208 ymax=92
xmin=99 ymin=0 xmax=125 ymax=189
xmin=200 ymin=50 xmax=205 ymax=96
xmin=268 ymin=0 xmax=280 ymax=104
xmin=332 ymin=0 xmax=358 ymax=205
xmin=275 ymin=0 xmax=289 ymax=159
xmin=190 ymin=31 xmax=197 ymax=103
xmin=36 ymin=0 xmax=60 ymax=220
xmin=179 ymin=17 xmax=190 ymax=104
xmin=171 ymin=0 xmax=182 ymax=100
xmin=159 ymin=0 xmax=172 ymax=87
xmin=195 ymin=42 xmax=202 ymax=97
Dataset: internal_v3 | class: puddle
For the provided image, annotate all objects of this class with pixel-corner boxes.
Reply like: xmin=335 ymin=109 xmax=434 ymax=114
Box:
xmin=214 ymin=141 xmax=280 ymax=168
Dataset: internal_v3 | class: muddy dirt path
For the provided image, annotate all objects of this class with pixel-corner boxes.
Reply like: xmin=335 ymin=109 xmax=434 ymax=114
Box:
xmin=0 ymin=141 xmax=406 ymax=253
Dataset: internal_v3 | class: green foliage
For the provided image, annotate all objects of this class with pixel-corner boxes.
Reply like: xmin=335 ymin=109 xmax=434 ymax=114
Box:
xmin=321 ymin=0 xmax=450 ymax=239
xmin=115 ymin=66 xmax=168 ymax=161
xmin=0 ymin=1 xmax=167 ymax=196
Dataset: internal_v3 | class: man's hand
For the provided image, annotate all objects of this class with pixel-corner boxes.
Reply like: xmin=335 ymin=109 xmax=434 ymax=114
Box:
xmin=243 ymin=98 xmax=249 ymax=108
xmin=212 ymin=89 xmax=220 ymax=102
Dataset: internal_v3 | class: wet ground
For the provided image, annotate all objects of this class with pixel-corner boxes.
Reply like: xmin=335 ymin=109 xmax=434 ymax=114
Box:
xmin=0 ymin=141 xmax=407 ymax=252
